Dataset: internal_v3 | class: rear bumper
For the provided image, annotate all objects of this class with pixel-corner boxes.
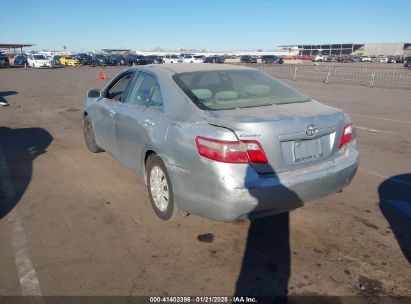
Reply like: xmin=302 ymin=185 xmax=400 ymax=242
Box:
xmin=169 ymin=142 xmax=359 ymax=221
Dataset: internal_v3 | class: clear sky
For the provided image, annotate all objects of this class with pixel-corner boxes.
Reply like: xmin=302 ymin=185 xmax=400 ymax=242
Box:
xmin=1 ymin=0 xmax=409 ymax=52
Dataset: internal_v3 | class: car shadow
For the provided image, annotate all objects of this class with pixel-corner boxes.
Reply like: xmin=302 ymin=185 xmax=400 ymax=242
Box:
xmin=235 ymin=165 xmax=304 ymax=300
xmin=0 ymin=91 xmax=17 ymax=105
xmin=378 ymin=174 xmax=411 ymax=264
xmin=0 ymin=127 xmax=53 ymax=219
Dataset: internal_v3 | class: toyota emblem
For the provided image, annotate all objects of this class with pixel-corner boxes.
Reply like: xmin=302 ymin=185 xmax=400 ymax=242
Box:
xmin=306 ymin=124 xmax=319 ymax=136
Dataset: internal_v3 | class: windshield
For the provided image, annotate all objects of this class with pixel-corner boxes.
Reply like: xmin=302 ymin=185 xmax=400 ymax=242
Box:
xmin=34 ymin=55 xmax=46 ymax=60
xmin=174 ymin=69 xmax=310 ymax=110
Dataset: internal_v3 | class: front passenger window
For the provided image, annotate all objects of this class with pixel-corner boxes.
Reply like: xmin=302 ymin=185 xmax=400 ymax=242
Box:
xmin=106 ymin=73 xmax=132 ymax=101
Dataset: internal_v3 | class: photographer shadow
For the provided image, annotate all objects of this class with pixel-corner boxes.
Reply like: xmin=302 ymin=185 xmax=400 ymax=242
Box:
xmin=0 ymin=90 xmax=17 ymax=105
xmin=235 ymin=165 xmax=304 ymax=299
xmin=0 ymin=127 xmax=53 ymax=219
xmin=379 ymin=174 xmax=411 ymax=264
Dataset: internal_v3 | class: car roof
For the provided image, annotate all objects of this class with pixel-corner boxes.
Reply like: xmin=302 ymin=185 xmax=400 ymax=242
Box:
xmin=129 ymin=63 xmax=254 ymax=74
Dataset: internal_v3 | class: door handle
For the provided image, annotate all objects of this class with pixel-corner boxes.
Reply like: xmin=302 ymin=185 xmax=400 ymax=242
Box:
xmin=143 ymin=119 xmax=154 ymax=126
xmin=109 ymin=109 xmax=116 ymax=116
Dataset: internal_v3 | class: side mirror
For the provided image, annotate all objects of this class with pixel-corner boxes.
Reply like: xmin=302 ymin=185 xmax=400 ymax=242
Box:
xmin=87 ymin=89 xmax=101 ymax=98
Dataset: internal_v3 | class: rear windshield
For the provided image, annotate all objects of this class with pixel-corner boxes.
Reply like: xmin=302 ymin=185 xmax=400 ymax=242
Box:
xmin=173 ymin=69 xmax=310 ymax=110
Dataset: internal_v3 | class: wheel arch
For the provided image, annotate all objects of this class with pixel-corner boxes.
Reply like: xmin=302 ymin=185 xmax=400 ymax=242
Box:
xmin=142 ymin=148 xmax=157 ymax=182
xmin=141 ymin=147 xmax=173 ymax=184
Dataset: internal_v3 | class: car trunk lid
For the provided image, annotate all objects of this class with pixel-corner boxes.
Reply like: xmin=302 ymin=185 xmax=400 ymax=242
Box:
xmin=204 ymin=100 xmax=346 ymax=173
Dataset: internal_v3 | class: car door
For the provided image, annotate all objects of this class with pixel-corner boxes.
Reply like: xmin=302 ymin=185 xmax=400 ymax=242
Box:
xmin=92 ymin=71 xmax=133 ymax=157
xmin=115 ymin=71 xmax=163 ymax=175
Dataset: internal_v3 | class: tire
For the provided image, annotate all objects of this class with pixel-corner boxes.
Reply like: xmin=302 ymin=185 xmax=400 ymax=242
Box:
xmin=146 ymin=154 xmax=182 ymax=221
xmin=83 ymin=116 xmax=103 ymax=153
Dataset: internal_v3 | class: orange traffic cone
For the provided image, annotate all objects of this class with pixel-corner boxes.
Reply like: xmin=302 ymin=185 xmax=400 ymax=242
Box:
xmin=99 ymin=71 xmax=106 ymax=80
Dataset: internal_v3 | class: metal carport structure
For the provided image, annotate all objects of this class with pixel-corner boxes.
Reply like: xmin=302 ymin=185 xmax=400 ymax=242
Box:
xmin=0 ymin=43 xmax=34 ymax=54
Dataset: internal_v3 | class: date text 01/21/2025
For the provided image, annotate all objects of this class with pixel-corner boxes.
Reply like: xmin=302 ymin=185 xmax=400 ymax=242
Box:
xmin=149 ymin=296 xmax=258 ymax=303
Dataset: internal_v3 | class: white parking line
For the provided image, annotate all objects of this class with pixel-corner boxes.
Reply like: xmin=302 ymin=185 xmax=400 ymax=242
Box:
xmin=356 ymin=126 xmax=384 ymax=133
xmin=0 ymin=144 xmax=43 ymax=298
xmin=352 ymin=114 xmax=411 ymax=126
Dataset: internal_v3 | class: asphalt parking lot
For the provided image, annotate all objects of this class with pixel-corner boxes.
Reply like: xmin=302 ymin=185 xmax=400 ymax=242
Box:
xmin=0 ymin=66 xmax=410 ymax=298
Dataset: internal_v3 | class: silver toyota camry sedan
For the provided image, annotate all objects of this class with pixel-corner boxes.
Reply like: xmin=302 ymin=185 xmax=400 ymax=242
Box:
xmin=83 ymin=64 xmax=359 ymax=221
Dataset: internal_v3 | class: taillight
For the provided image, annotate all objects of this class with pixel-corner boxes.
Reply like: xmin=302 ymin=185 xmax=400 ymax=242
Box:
xmin=195 ymin=136 xmax=268 ymax=163
xmin=338 ymin=123 xmax=355 ymax=149
xmin=240 ymin=140 xmax=268 ymax=163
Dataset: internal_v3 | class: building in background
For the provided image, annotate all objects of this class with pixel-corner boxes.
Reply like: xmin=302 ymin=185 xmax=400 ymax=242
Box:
xmin=279 ymin=43 xmax=411 ymax=56
xmin=359 ymin=43 xmax=411 ymax=56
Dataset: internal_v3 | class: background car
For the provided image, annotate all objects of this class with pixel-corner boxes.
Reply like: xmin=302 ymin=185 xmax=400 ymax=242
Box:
xmin=325 ymin=54 xmax=339 ymax=62
xmin=351 ymin=56 xmax=361 ymax=62
xmin=109 ymin=54 xmax=126 ymax=65
xmin=92 ymin=54 xmax=111 ymax=66
xmin=27 ymin=54 xmax=55 ymax=68
xmin=378 ymin=56 xmax=388 ymax=63
xmin=83 ymin=64 xmax=359 ymax=222
xmin=0 ymin=53 xmax=10 ymax=67
xmin=59 ymin=56 xmax=80 ymax=66
xmin=261 ymin=55 xmax=283 ymax=64
xmin=13 ymin=54 xmax=27 ymax=66
xmin=240 ymin=55 xmax=257 ymax=63
xmin=74 ymin=53 xmax=93 ymax=65
xmin=126 ymin=54 xmax=153 ymax=65
xmin=387 ymin=55 xmax=403 ymax=63
xmin=404 ymin=56 xmax=411 ymax=68
xmin=203 ymin=56 xmax=225 ymax=64
xmin=338 ymin=55 xmax=354 ymax=63
xmin=360 ymin=56 xmax=372 ymax=62
xmin=312 ymin=54 xmax=324 ymax=62
xmin=49 ymin=55 xmax=62 ymax=66
xmin=146 ymin=55 xmax=163 ymax=64
xmin=162 ymin=54 xmax=181 ymax=63
xmin=179 ymin=54 xmax=204 ymax=63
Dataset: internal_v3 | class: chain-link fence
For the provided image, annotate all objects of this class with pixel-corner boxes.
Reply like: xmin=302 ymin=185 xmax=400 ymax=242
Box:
xmin=240 ymin=63 xmax=411 ymax=89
